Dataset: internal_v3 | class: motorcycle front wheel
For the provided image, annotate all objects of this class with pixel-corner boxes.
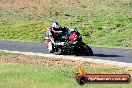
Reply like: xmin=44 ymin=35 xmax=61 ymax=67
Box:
xmin=83 ymin=45 xmax=93 ymax=56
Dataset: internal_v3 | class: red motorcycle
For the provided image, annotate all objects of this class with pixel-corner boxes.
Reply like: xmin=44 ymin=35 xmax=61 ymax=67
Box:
xmin=45 ymin=30 xmax=93 ymax=56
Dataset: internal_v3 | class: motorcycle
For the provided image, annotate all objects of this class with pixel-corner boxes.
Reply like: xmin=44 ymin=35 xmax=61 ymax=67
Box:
xmin=45 ymin=29 xmax=93 ymax=56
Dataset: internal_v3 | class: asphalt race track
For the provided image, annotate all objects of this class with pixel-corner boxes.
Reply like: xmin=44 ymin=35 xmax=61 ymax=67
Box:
xmin=0 ymin=40 xmax=132 ymax=63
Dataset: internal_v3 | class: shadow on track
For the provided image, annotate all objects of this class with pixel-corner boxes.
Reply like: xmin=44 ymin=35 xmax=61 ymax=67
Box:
xmin=93 ymin=54 xmax=122 ymax=57
xmin=57 ymin=53 xmax=122 ymax=58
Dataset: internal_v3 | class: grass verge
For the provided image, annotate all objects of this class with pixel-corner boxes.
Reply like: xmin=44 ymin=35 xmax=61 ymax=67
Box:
xmin=0 ymin=52 xmax=132 ymax=88
xmin=0 ymin=63 xmax=132 ymax=88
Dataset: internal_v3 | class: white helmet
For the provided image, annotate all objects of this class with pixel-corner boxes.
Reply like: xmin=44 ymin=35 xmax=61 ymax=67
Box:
xmin=52 ymin=22 xmax=60 ymax=28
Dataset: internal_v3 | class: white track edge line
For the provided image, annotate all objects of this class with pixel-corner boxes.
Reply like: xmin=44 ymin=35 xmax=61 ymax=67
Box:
xmin=0 ymin=50 xmax=132 ymax=68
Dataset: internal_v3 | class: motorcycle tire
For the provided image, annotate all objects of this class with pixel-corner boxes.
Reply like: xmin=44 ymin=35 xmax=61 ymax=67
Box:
xmin=54 ymin=48 xmax=67 ymax=55
xmin=54 ymin=48 xmax=62 ymax=55
xmin=83 ymin=45 xmax=93 ymax=56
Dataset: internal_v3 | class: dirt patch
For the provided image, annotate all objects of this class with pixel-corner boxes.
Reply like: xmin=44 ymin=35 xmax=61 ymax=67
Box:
xmin=0 ymin=53 xmax=132 ymax=75
xmin=0 ymin=0 xmax=78 ymax=14
xmin=0 ymin=54 xmax=81 ymax=67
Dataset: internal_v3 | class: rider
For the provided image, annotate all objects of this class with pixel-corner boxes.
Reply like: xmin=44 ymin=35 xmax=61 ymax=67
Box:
xmin=45 ymin=22 xmax=68 ymax=53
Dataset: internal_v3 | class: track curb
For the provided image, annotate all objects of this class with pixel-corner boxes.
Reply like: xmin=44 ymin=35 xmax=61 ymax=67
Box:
xmin=0 ymin=50 xmax=132 ymax=68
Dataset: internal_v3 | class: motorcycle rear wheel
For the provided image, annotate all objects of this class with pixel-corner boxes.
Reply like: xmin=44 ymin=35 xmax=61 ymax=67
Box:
xmin=54 ymin=48 xmax=67 ymax=55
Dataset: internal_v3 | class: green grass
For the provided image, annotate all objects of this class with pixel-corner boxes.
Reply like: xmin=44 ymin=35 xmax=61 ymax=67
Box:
xmin=0 ymin=51 xmax=11 ymax=56
xmin=0 ymin=63 xmax=131 ymax=88
xmin=0 ymin=0 xmax=131 ymax=47
xmin=0 ymin=20 xmax=50 ymax=42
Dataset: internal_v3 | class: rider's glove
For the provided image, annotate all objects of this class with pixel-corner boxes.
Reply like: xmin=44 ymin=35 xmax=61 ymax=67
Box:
xmin=52 ymin=41 xmax=55 ymax=45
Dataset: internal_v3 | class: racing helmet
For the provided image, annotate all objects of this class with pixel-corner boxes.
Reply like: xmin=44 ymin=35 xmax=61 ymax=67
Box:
xmin=52 ymin=22 xmax=60 ymax=28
